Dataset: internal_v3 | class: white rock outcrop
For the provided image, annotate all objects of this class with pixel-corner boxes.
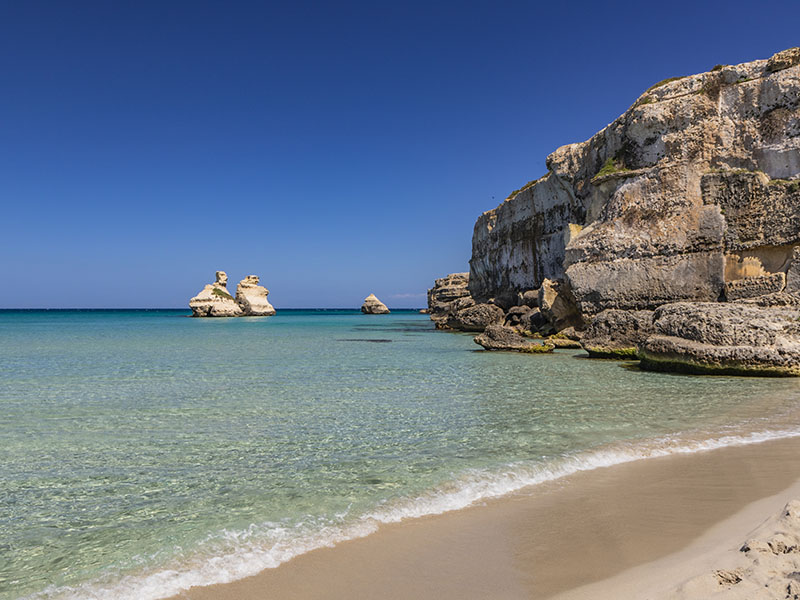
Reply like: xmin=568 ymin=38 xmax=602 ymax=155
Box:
xmin=361 ymin=294 xmax=390 ymax=314
xmin=189 ymin=272 xmax=276 ymax=317
xmin=189 ymin=271 xmax=244 ymax=317
xmin=235 ymin=275 xmax=276 ymax=316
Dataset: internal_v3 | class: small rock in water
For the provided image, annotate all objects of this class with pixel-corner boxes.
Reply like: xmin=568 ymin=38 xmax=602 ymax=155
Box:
xmin=361 ymin=294 xmax=390 ymax=314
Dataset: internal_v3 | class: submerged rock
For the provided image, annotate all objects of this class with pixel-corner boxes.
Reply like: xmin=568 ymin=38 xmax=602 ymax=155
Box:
xmin=581 ymin=309 xmax=654 ymax=359
xmin=361 ymin=294 xmax=390 ymax=314
xmin=639 ymin=302 xmax=800 ymax=376
xmin=474 ymin=324 xmax=554 ymax=353
xmin=189 ymin=271 xmax=244 ymax=317
xmin=235 ymin=275 xmax=276 ymax=316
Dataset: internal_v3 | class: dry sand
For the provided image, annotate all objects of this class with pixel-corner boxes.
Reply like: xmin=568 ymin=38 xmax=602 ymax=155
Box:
xmin=171 ymin=435 xmax=800 ymax=600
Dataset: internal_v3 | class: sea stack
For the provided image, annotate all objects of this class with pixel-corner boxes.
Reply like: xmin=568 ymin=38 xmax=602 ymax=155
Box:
xmin=189 ymin=271 xmax=276 ymax=317
xmin=361 ymin=294 xmax=390 ymax=314
xmin=235 ymin=275 xmax=276 ymax=316
xmin=189 ymin=271 xmax=244 ymax=317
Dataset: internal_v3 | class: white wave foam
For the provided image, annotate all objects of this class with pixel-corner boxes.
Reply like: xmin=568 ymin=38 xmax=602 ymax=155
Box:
xmin=366 ymin=427 xmax=800 ymax=524
xmin=24 ymin=426 xmax=800 ymax=600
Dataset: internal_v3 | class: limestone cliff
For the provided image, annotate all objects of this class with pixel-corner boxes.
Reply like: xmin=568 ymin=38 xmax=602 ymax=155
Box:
xmin=469 ymin=47 xmax=800 ymax=321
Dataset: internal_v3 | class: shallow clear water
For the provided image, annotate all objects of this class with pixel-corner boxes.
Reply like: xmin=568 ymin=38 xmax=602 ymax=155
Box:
xmin=3 ymin=309 xmax=800 ymax=599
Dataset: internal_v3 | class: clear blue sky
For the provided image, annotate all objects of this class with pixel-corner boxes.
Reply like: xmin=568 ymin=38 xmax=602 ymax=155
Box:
xmin=1 ymin=1 xmax=797 ymax=308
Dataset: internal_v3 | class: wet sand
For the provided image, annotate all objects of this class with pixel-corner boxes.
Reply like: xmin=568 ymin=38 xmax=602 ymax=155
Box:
xmin=171 ymin=435 xmax=800 ymax=600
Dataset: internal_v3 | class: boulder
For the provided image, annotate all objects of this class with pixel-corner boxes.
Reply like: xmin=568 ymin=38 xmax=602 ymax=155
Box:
xmin=556 ymin=326 xmax=582 ymax=341
xmin=236 ymin=275 xmax=276 ymax=316
xmin=538 ymin=279 xmax=581 ymax=331
xmin=427 ymin=272 xmax=472 ymax=327
xmin=504 ymin=305 xmax=533 ymax=329
xmin=444 ymin=303 xmax=504 ymax=332
xmin=504 ymin=305 xmax=551 ymax=335
xmin=189 ymin=271 xmax=244 ymax=317
xmin=544 ymin=333 xmax=583 ymax=349
xmin=520 ymin=289 xmax=539 ymax=308
xmin=474 ymin=324 xmax=554 ymax=353
xmin=581 ymin=309 xmax=654 ymax=359
xmin=639 ymin=302 xmax=800 ymax=376
xmin=361 ymin=294 xmax=390 ymax=314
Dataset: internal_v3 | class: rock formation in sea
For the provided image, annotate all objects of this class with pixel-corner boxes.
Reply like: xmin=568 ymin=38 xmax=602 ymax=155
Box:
xmin=471 ymin=47 xmax=800 ymax=323
xmin=235 ymin=275 xmax=276 ymax=316
xmin=189 ymin=272 xmax=276 ymax=317
xmin=427 ymin=48 xmax=800 ymax=374
xmin=427 ymin=272 xmax=471 ymax=327
xmin=361 ymin=294 xmax=390 ymax=314
xmin=426 ymin=273 xmax=506 ymax=331
xmin=433 ymin=48 xmax=799 ymax=327
xmin=189 ymin=271 xmax=244 ymax=317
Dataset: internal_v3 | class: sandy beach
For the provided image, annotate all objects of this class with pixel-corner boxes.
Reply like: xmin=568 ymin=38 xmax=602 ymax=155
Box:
xmin=170 ymin=434 xmax=800 ymax=600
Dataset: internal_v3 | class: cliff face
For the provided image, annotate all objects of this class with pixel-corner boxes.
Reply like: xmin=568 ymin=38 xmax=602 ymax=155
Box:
xmin=469 ymin=174 xmax=587 ymax=306
xmin=469 ymin=47 xmax=800 ymax=320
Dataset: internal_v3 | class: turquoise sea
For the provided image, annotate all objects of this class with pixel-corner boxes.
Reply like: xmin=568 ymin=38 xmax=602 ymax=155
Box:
xmin=3 ymin=309 xmax=800 ymax=599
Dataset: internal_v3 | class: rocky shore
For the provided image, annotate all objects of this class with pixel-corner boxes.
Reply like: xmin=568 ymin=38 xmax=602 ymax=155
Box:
xmin=427 ymin=47 xmax=800 ymax=375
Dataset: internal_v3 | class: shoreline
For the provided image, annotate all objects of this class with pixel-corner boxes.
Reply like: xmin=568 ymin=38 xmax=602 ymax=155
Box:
xmin=171 ymin=433 xmax=800 ymax=600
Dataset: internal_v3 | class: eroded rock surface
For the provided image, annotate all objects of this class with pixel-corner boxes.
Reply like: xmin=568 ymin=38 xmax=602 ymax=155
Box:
xmin=427 ymin=273 xmax=471 ymax=327
xmin=474 ymin=324 xmax=554 ymax=353
xmin=724 ymin=272 xmax=785 ymax=301
xmin=190 ymin=271 xmax=278 ymax=317
xmin=443 ymin=303 xmax=504 ymax=332
xmin=504 ymin=305 xmax=540 ymax=333
xmin=189 ymin=271 xmax=244 ymax=317
xmin=468 ymin=48 xmax=800 ymax=322
xmin=538 ymin=278 xmax=581 ymax=330
xmin=639 ymin=302 xmax=800 ymax=376
xmin=581 ymin=309 xmax=654 ymax=359
xmin=236 ymin=275 xmax=276 ymax=316
xmin=361 ymin=294 xmax=390 ymax=314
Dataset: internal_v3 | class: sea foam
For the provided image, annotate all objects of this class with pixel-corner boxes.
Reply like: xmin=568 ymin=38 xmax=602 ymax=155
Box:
xmin=26 ymin=426 xmax=800 ymax=600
